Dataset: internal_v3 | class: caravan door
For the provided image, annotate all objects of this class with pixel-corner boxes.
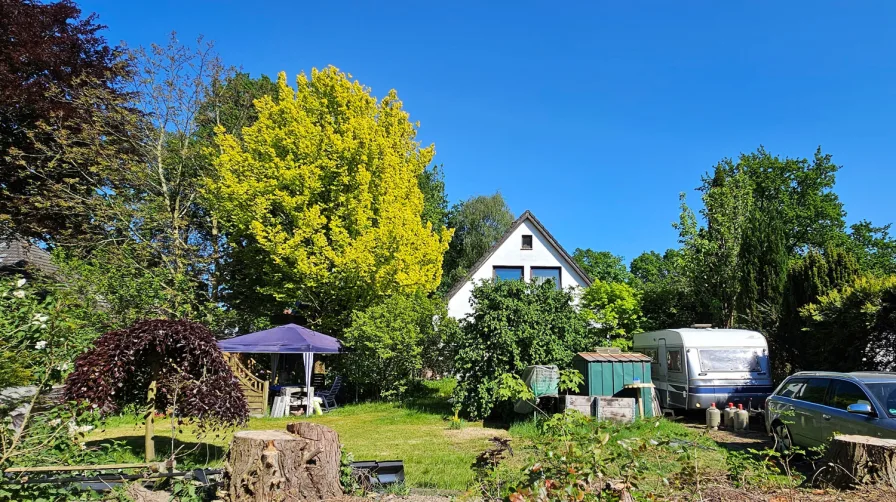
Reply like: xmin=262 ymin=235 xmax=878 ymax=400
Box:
xmin=664 ymin=344 xmax=688 ymax=408
xmin=657 ymin=339 xmax=669 ymax=407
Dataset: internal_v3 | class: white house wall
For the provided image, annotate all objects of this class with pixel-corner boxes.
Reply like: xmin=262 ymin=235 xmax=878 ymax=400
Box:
xmin=446 ymin=219 xmax=589 ymax=320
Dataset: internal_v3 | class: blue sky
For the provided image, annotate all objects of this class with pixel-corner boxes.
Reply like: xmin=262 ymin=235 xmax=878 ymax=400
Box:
xmin=80 ymin=1 xmax=896 ymax=263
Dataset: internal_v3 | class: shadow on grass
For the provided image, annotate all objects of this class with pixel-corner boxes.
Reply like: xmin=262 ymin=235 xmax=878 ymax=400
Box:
xmin=401 ymin=380 xmax=455 ymax=416
xmin=84 ymin=436 xmax=226 ymax=468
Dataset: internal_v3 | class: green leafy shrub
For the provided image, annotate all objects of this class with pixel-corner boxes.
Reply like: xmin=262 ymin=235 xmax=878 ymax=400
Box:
xmin=0 ymin=274 xmax=103 ymax=387
xmin=341 ymin=293 xmax=449 ymax=400
xmin=452 ymin=280 xmax=589 ymax=419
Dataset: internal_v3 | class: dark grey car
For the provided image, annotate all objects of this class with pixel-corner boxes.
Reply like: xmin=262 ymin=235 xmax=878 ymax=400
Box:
xmin=765 ymin=372 xmax=896 ymax=450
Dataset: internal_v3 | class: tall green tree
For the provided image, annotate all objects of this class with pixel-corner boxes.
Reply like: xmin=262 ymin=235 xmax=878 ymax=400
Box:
xmin=439 ymin=193 xmax=514 ymax=293
xmin=572 ymin=249 xmax=631 ymax=284
xmin=676 ymin=164 xmax=753 ymax=327
xmin=207 ymin=68 xmax=453 ymax=333
xmin=418 ymin=164 xmax=449 ymax=230
xmin=631 ymin=249 xmax=701 ymax=331
xmin=677 ymin=147 xmax=847 ymax=327
xmin=736 ymin=211 xmax=788 ymax=330
xmin=580 ymin=280 xmax=644 ymax=349
xmin=845 ymin=220 xmax=896 ymax=277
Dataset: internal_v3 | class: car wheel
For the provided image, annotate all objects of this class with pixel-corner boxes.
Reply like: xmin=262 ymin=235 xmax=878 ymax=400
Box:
xmin=772 ymin=422 xmax=793 ymax=453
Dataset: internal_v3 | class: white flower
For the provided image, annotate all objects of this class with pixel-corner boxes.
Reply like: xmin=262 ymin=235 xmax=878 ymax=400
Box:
xmin=12 ymin=289 xmax=25 ymax=299
xmin=16 ymin=278 xmax=26 ymax=288
xmin=33 ymin=313 xmax=49 ymax=323
xmin=57 ymin=362 xmax=69 ymax=371
xmin=34 ymin=340 xmax=47 ymax=350
xmin=48 ymin=418 xmax=62 ymax=427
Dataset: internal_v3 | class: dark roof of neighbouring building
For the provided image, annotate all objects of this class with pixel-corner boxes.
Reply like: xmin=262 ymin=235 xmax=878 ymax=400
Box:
xmin=445 ymin=210 xmax=593 ymax=300
xmin=0 ymin=237 xmax=58 ymax=275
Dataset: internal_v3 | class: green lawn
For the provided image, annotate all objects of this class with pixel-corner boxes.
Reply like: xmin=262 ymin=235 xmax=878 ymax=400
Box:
xmin=86 ymin=382 xmax=503 ymax=491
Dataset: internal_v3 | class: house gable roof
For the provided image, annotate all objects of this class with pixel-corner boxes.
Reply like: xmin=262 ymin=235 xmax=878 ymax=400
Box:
xmin=445 ymin=210 xmax=593 ymax=301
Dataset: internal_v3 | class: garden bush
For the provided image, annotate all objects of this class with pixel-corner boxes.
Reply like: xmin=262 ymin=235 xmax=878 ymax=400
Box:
xmin=452 ymin=280 xmax=589 ymax=419
xmin=64 ymin=319 xmax=248 ymax=428
xmin=341 ymin=293 xmax=454 ymax=400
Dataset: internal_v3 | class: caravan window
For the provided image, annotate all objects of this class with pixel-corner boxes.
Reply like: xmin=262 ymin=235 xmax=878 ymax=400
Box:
xmin=667 ymin=350 xmax=682 ymax=372
xmin=697 ymin=349 xmax=762 ymax=372
xmin=641 ymin=349 xmax=659 ymax=364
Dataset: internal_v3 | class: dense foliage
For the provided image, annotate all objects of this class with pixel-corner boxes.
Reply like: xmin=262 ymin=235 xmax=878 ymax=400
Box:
xmin=0 ymin=273 xmax=103 ymax=387
xmin=341 ymin=293 xmax=453 ymax=400
xmin=208 ymin=68 xmax=452 ymax=333
xmin=64 ymin=320 xmax=248 ymax=427
xmin=802 ymin=275 xmax=896 ymax=372
xmin=572 ymin=249 xmax=631 ymax=284
xmin=580 ymin=280 xmax=643 ymax=350
xmin=453 ymin=280 xmax=589 ymax=419
xmin=0 ymin=0 xmax=127 ymax=241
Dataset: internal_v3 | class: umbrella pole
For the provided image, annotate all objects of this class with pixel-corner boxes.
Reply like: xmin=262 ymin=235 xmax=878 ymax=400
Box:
xmin=305 ymin=352 xmax=314 ymax=417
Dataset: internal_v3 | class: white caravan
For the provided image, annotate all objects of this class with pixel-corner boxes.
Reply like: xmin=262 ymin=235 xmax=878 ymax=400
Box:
xmin=632 ymin=328 xmax=773 ymax=411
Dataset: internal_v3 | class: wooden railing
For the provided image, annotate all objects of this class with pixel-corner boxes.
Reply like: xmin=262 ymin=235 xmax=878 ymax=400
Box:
xmin=224 ymin=353 xmax=269 ymax=417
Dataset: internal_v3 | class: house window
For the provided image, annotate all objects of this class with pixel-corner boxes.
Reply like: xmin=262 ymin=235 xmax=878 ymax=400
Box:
xmin=531 ymin=267 xmax=561 ymax=289
xmin=521 ymin=235 xmax=533 ymax=250
xmin=494 ymin=266 xmax=524 ymax=281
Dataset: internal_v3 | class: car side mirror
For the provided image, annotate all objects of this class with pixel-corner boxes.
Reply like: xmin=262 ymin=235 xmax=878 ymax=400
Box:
xmin=847 ymin=403 xmax=875 ymax=416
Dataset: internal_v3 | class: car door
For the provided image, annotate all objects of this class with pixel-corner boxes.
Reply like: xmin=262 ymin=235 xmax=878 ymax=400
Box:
xmin=822 ymin=378 xmax=879 ymax=440
xmin=769 ymin=377 xmax=807 ymax=429
xmin=790 ymin=378 xmax=831 ymax=448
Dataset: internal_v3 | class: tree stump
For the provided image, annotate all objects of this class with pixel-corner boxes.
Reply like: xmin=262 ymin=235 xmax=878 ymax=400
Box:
xmin=224 ymin=425 xmax=342 ymax=501
xmin=819 ymin=434 xmax=896 ymax=490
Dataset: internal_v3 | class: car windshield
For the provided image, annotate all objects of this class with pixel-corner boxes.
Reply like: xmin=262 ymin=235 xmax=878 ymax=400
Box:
xmin=864 ymin=382 xmax=896 ymax=417
xmin=698 ymin=349 xmax=762 ymax=372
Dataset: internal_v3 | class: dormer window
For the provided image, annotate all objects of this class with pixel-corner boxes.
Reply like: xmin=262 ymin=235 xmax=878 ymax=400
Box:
xmin=521 ymin=234 xmax=533 ymax=250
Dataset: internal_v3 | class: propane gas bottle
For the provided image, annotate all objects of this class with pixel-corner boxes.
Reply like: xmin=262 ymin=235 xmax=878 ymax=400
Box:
xmin=723 ymin=403 xmax=736 ymax=428
xmin=735 ymin=404 xmax=750 ymax=431
xmin=705 ymin=402 xmax=721 ymax=430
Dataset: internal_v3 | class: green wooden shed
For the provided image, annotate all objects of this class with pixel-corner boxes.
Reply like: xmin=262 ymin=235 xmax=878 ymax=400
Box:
xmin=572 ymin=350 xmax=655 ymax=418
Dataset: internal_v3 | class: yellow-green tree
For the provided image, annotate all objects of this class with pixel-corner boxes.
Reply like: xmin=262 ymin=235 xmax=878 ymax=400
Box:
xmin=207 ymin=67 xmax=452 ymax=331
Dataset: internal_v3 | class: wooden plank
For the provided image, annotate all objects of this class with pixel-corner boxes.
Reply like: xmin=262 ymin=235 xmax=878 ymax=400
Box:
xmin=5 ymin=463 xmax=159 ymax=473
xmin=595 ymin=397 xmax=635 ymax=423
xmin=565 ymin=395 xmax=594 ymax=416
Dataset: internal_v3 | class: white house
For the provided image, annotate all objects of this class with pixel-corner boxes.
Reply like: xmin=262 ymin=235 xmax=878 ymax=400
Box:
xmin=445 ymin=210 xmax=592 ymax=319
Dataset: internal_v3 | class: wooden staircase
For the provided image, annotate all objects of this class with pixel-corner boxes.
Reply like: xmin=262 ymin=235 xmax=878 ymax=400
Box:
xmin=224 ymin=353 xmax=269 ymax=417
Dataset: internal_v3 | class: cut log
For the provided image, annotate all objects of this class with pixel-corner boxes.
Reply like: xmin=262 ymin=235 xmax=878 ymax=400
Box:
xmin=223 ymin=425 xmax=342 ymax=501
xmin=818 ymin=434 xmax=896 ymax=490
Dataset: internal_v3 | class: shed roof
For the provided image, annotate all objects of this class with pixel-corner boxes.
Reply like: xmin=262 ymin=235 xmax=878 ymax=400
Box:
xmin=576 ymin=352 xmax=652 ymax=363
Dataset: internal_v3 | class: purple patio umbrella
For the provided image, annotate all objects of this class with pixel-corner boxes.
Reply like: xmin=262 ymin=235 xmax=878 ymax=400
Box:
xmin=218 ymin=324 xmax=343 ymax=416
